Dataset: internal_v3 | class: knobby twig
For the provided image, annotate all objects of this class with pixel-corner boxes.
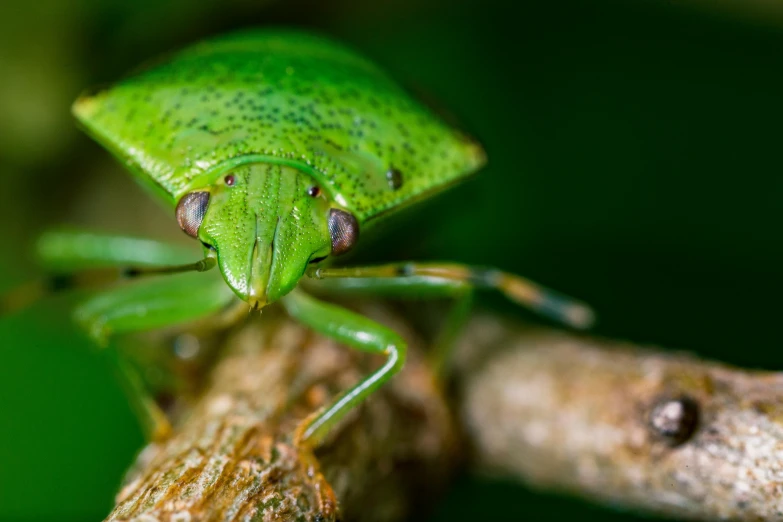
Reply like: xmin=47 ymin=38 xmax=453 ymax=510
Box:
xmin=458 ymin=315 xmax=783 ymax=521
xmin=106 ymin=302 xmax=456 ymax=522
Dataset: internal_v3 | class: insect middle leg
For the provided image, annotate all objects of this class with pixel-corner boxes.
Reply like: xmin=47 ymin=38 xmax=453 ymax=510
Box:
xmin=281 ymin=289 xmax=407 ymax=448
xmin=308 ymin=262 xmax=595 ymax=329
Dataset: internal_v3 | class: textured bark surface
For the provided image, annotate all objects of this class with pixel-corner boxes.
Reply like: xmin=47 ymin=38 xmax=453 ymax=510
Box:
xmin=458 ymin=315 xmax=783 ymax=521
xmin=106 ymin=303 xmax=455 ymax=522
xmin=105 ymin=305 xmax=783 ymax=522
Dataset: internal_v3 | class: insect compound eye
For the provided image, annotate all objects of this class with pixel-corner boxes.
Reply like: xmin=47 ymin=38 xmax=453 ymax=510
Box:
xmin=328 ymin=208 xmax=359 ymax=256
xmin=175 ymin=191 xmax=210 ymax=238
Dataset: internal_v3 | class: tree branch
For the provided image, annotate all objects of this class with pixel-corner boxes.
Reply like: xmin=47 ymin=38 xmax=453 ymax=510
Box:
xmin=106 ymin=303 xmax=456 ymax=522
xmin=106 ymin=304 xmax=783 ymax=521
xmin=458 ymin=315 xmax=783 ymax=521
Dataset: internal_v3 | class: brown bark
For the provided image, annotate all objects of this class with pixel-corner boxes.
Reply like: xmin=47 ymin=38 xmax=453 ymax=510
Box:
xmin=106 ymin=304 xmax=783 ymax=521
xmin=105 ymin=303 xmax=456 ymax=522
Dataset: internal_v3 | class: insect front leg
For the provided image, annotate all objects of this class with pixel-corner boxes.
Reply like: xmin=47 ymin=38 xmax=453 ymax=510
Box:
xmin=308 ymin=262 xmax=595 ymax=329
xmin=75 ymin=270 xmax=237 ymax=440
xmin=302 ymin=274 xmax=474 ymax=377
xmin=281 ymin=289 xmax=407 ymax=448
xmin=76 ymin=270 xmax=235 ymax=345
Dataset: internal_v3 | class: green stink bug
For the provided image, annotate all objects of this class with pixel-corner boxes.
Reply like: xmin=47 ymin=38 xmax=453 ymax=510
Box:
xmin=31 ymin=29 xmax=592 ymax=446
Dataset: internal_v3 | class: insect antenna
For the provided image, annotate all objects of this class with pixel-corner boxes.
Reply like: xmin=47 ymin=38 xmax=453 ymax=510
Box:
xmin=122 ymin=257 xmax=217 ymax=278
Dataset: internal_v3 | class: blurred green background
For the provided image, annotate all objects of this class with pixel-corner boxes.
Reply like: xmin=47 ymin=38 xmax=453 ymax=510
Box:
xmin=2 ymin=0 xmax=783 ymax=520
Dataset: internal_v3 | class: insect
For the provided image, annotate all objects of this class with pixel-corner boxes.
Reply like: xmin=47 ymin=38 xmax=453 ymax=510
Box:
xmin=24 ymin=29 xmax=593 ymax=446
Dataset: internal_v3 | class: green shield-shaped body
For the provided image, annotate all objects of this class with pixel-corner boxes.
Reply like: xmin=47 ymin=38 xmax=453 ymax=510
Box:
xmin=73 ymin=29 xmax=486 ymax=224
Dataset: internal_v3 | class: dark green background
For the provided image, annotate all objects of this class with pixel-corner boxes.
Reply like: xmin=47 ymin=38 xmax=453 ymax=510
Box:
xmin=1 ymin=0 xmax=781 ymax=520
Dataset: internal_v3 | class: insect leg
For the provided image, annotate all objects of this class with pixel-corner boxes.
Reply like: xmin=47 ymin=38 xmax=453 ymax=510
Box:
xmin=109 ymin=350 xmax=174 ymax=441
xmin=75 ymin=270 xmax=237 ymax=441
xmin=302 ymin=275 xmax=473 ymax=377
xmin=37 ymin=230 xmax=201 ymax=271
xmin=429 ymin=290 xmax=473 ymax=376
xmin=308 ymin=262 xmax=595 ymax=329
xmin=281 ymin=289 xmax=407 ymax=447
xmin=75 ymin=270 xmax=235 ymax=345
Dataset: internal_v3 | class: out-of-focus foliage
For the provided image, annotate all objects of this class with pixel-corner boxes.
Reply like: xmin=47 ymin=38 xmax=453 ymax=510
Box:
xmin=2 ymin=0 xmax=783 ymax=520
